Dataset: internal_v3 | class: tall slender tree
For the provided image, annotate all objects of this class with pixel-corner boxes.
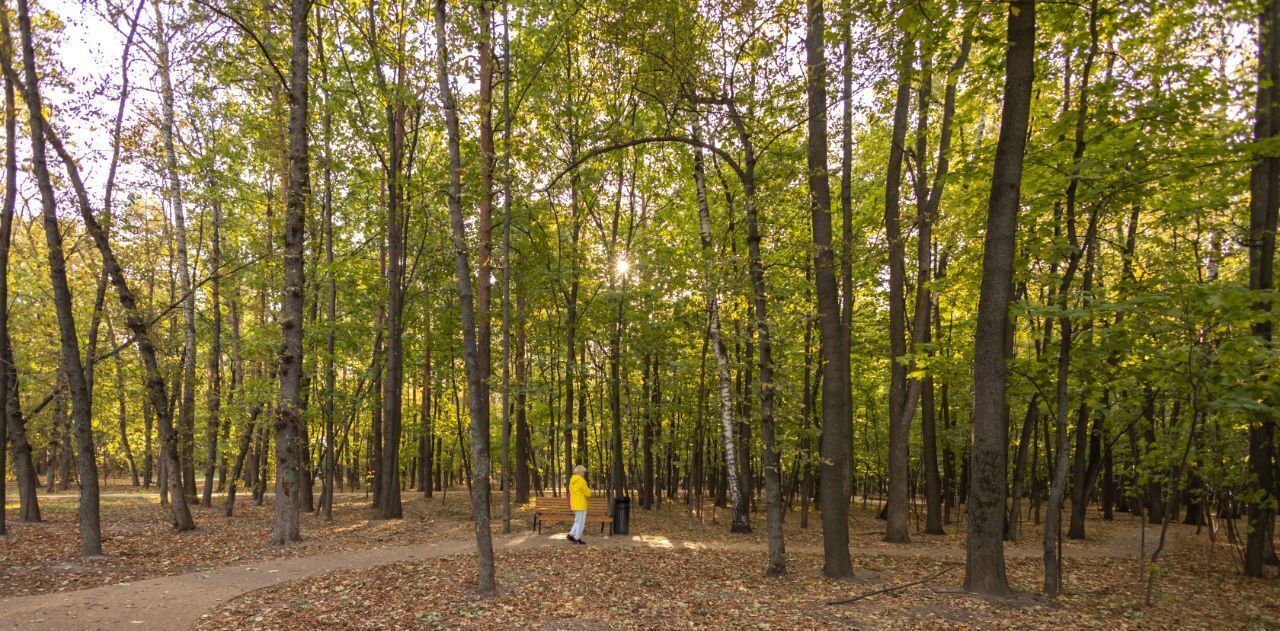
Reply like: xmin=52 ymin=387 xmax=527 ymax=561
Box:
xmin=805 ymin=0 xmax=853 ymax=579
xmin=16 ymin=0 xmax=102 ymax=555
xmin=434 ymin=0 xmax=496 ymax=593
xmin=692 ymin=127 xmax=749 ymax=535
xmin=964 ymin=0 xmax=1036 ymax=598
xmin=1246 ymin=0 xmax=1280 ymax=578
xmin=271 ymin=0 xmax=311 ymax=546
xmin=0 ymin=2 xmax=37 ymax=525
xmin=883 ymin=30 xmax=914 ymax=545
xmin=152 ymin=0 xmax=198 ymax=500
xmin=202 ymin=198 xmax=224 ymax=507
xmin=499 ymin=0 xmax=515 ymax=534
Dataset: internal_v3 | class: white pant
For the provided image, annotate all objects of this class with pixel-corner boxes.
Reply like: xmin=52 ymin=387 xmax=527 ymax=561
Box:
xmin=569 ymin=510 xmax=587 ymax=539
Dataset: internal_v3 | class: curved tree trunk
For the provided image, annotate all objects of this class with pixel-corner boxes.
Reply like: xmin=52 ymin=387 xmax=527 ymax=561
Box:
xmin=20 ymin=49 xmax=197 ymax=532
xmin=16 ymin=0 xmax=101 ymax=554
xmin=224 ymin=404 xmax=262 ymax=517
xmin=692 ymin=126 xmax=749 ymax=535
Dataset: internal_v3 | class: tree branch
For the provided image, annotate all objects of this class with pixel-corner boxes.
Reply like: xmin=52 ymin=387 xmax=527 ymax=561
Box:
xmin=191 ymin=0 xmax=290 ymax=92
xmin=827 ymin=566 xmax=957 ymax=605
xmin=544 ymin=135 xmax=745 ymax=193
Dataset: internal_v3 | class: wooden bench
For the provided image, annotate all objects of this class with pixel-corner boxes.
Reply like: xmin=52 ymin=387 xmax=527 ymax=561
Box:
xmin=532 ymin=497 xmax=613 ymax=535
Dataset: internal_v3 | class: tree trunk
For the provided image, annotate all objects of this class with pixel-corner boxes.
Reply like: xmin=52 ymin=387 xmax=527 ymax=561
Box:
xmin=1246 ymin=0 xmax=1280 ymax=579
xmin=1044 ymin=326 xmax=1075 ymax=596
xmin=270 ymin=0 xmax=310 ymax=546
xmin=498 ymin=0 xmax=516 ymax=531
xmin=1007 ymin=394 xmax=1040 ymax=541
xmin=470 ymin=0 xmax=501 ymax=534
xmin=914 ymin=15 xmax=972 ymax=539
xmin=151 ymin=0 xmax=198 ymax=501
xmin=741 ymin=136 xmax=786 ymax=574
xmin=1045 ymin=0 xmax=1101 ymax=591
xmin=143 ymin=356 xmax=154 ymax=489
xmin=377 ymin=94 xmax=406 ymax=522
xmin=16 ymin=0 xmax=101 ymax=553
xmin=0 ymin=17 xmax=37 ymax=522
xmin=318 ymin=4 xmax=337 ymax=521
xmin=422 ymin=315 xmax=434 ymax=499
xmin=434 ymin=0 xmax=496 ymax=593
xmin=838 ymin=0 xmax=857 ymax=514
xmin=201 ymin=201 xmax=223 ymax=507
xmin=224 ymin=404 xmax=262 ymax=517
xmin=963 ymin=0 xmax=1035 ymax=598
xmin=220 ymin=284 xmax=243 ymax=492
xmin=1101 ymin=440 xmax=1114 ymax=520
xmin=642 ymin=357 xmax=655 ymax=509
xmin=692 ymin=125 xmax=749 ymax=535
xmin=609 ymin=172 xmax=628 ymax=505
xmin=921 ymin=374 xmax=943 ymax=535
xmin=0 ymin=72 xmax=5 ymax=522
xmin=806 ymin=0 xmax=853 ymax=579
xmin=109 ymin=320 xmax=140 ymax=487
xmin=24 ymin=0 xmax=192 ymax=530
xmin=0 ymin=7 xmax=11 ymax=533
xmin=883 ymin=33 xmax=914 ymax=545
xmin=515 ymin=291 xmax=530 ymax=504
xmin=369 ymin=294 xmax=385 ymax=504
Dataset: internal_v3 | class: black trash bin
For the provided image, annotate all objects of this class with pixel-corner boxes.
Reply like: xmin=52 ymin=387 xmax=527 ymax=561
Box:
xmin=612 ymin=496 xmax=630 ymax=535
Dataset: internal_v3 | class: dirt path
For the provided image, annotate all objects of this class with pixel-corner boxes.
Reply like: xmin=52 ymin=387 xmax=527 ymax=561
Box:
xmin=0 ymin=533 xmax=562 ymax=631
xmin=0 ymin=524 xmax=1170 ymax=631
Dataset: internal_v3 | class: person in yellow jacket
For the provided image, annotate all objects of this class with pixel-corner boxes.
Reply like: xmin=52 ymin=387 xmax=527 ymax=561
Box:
xmin=568 ymin=464 xmax=590 ymax=544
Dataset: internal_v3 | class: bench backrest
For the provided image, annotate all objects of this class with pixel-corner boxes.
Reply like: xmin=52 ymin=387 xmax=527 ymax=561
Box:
xmin=532 ymin=497 xmax=612 ymax=513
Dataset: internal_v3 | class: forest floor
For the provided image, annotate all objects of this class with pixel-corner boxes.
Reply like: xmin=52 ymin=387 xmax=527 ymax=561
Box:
xmin=2 ymin=486 xmax=1278 ymax=629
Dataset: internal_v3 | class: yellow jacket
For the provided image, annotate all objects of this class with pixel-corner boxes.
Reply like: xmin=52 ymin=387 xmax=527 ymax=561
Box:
xmin=569 ymin=474 xmax=591 ymax=511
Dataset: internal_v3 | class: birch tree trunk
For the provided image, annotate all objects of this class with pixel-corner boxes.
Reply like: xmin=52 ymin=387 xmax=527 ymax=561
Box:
xmin=692 ymin=126 xmax=749 ymax=535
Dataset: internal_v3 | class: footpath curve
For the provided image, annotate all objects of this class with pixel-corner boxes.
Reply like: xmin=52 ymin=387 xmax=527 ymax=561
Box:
xmin=0 ymin=523 xmax=1161 ymax=630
